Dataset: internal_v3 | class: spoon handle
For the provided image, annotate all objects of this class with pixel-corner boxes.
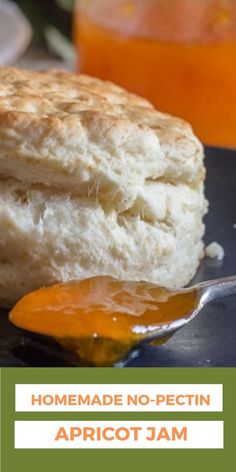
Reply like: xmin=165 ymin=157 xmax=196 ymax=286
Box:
xmin=197 ymin=275 xmax=236 ymax=305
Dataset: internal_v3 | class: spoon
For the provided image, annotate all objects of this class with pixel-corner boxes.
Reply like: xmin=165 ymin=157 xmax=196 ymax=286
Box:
xmin=9 ymin=275 xmax=236 ymax=367
xmin=135 ymin=274 xmax=236 ymax=338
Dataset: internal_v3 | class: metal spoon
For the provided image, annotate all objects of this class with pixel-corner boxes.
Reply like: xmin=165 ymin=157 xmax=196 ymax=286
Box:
xmin=138 ymin=275 xmax=236 ymax=343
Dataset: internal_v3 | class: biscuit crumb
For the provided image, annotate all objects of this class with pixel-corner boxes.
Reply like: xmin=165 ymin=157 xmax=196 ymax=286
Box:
xmin=205 ymin=242 xmax=225 ymax=260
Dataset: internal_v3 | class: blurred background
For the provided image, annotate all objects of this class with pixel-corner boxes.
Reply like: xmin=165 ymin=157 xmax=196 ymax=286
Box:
xmin=0 ymin=0 xmax=75 ymax=66
xmin=0 ymin=0 xmax=236 ymax=147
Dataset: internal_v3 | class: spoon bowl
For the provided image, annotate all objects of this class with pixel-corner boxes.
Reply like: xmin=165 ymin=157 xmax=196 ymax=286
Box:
xmin=9 ymin=275 xmax=236 ymax=366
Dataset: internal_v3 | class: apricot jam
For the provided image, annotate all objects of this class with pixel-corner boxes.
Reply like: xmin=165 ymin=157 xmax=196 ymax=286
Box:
xmin=75 ymin=0 xmax=236 ymax=147
xmin=9 ymin=277 xmax=197 ymax=366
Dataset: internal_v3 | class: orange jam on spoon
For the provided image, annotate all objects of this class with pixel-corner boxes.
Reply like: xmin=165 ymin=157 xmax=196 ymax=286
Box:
xmin=9 ymin=276 xmax=197 ymax=366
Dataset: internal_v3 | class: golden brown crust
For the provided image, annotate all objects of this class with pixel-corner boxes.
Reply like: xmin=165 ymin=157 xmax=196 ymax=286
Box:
xmin=0 ymin=66 xmax=204 ymax=210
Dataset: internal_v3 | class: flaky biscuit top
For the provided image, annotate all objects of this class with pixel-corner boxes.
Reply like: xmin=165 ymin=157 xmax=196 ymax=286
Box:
xmin=0 ymin=67 xmax=204 ymax=211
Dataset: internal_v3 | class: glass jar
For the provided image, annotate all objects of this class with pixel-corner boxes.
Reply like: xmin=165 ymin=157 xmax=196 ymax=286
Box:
xmin=75 ymin=0 xmax=236 ymax=147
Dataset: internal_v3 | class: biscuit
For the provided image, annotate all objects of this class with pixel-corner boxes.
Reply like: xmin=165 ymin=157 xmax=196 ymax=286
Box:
xmin=0 ymin=67 xmax=207 ymax=306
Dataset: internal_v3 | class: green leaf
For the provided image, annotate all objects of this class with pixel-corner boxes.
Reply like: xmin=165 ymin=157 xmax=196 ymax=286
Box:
xmin=44 ymin=25 xmax=75 ymax=63
xmin=55 ymin=0 xmax=75 ymax=13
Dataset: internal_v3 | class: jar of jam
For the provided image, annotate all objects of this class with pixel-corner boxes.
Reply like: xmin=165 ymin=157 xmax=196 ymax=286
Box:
xmin=75 ymin=0 xmax=236 ymax=147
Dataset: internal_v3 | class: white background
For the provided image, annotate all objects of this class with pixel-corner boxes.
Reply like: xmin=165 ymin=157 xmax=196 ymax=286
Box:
xmin=15 ymin=384 xmax=223 ymax=412
xmin=14 ymin=421 xmax=224 ymax=449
